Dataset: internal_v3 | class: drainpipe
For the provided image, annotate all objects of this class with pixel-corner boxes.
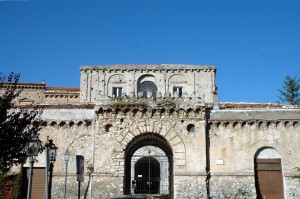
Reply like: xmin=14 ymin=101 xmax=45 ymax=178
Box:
xmin=193 ymin=73 xmax=196 ymax=94
xmin=92 ymin=110 xmax=96 ymax=172
xmin=205 ymin=109 xmax=211 ymax=199
xmin=89 ymin=109 xmax=97 ymax=199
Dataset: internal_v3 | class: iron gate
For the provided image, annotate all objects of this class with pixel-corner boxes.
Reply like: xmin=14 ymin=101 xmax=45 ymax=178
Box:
xmin=124 ymin=133 xmax=173 ymax=198
xmin=130 ymin=146 xmax=170 ymax=196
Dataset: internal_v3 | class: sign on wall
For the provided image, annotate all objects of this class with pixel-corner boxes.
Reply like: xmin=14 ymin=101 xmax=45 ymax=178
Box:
xmin=76 ymin=155 xmax=84 ymax=182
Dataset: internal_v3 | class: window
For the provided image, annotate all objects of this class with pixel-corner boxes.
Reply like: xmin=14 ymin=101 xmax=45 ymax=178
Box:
xmin=137 ymin=81 xmax=158 ymax=97
xmin=105 ymin=124 xmax=113 ymax=132
xmin=113 ymin=87 xmax=123 ymax=97
xmin=187 ymin=124 xmax=195 ymax=133
xmin=173 ymin=87 xmax=183 ymax=97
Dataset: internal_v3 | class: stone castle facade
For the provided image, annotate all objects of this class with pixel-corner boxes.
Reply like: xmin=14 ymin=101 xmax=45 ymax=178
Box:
xmin=11 ymin=64 xmax=300 ymax=198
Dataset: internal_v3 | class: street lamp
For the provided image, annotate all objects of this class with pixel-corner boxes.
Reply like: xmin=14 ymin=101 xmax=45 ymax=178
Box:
xmin=63 ymin=150 xmax=71 ymax=199
xmin=25 ymin=130 xmax=42 ymax=199
xmin=45 ymin=138 xmax=57 ymax=199
xmin=87 ymin=164 xmax=94 ymax=199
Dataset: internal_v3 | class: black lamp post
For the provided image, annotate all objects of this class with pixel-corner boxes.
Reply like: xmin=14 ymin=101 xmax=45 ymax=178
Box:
xmin=25 ymin=130 xmax=42 ymax=199
xmin=45 ymin=137 xmax=57 ymax=199
xmin=63 ymin=150 xmax=71 ymax=199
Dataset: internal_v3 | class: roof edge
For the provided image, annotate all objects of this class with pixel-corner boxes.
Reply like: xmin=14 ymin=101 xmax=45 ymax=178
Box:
xmin=80 ymin=64 xmax=216 ymax=71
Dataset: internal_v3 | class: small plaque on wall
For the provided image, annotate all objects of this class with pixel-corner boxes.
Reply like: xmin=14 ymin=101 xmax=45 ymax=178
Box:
xmin=217 ymin=159 xmax=224 ymax=165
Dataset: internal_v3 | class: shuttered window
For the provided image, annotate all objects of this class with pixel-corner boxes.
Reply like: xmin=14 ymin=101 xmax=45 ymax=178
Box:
xmin=24 ymin=167 xmax=46 ymax=199
xmin=256 ymin=158 xmax=282 ymax=170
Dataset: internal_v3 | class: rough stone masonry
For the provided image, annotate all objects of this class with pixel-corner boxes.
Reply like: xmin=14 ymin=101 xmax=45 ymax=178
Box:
xmin=11 ymin=64 xmax=300 ymax=199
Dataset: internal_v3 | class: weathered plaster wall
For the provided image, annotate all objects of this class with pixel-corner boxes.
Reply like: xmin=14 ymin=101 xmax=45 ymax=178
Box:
xmin=208 ymin=109 xmax=300 ymax=198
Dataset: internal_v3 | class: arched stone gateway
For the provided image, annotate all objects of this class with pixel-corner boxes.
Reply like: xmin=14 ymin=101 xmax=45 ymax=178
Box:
xmin=254 ymin=147 xmax=284 ymax=199
xmin=125 ymin=133 xmax=173 ymax=198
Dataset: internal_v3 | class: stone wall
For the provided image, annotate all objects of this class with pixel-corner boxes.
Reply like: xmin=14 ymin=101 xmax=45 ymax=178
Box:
xmin=6 ymin=64 xmax=300 ymax=198
xmin=208 ymin=109 xmax=300 ymax=198
xmin=35 ymin=104 xmax=208 ymax=198
xmin=28 ymin=105 xmax=300 ymax=199
xmin=285 ymin=177 xmax=300 ymax=199
xmin=174 ymin=175 xmax=207 ymax=198
xmin=51 ymin=175 xmax=123 ymax=199
xmin=44 ymin=87 xmax=80 ymax=104
xmin=209 ymin=175 xmax=256 ymax=198
xmin=209 ymin=109 xmax=300 ymax=174
xmin=80 ymin=64 xmax=216 ymax=103
xmin=0 ymin=83 xmax=46 ymax=105
xmin=1 ymin=82 xmax=80 ymax=105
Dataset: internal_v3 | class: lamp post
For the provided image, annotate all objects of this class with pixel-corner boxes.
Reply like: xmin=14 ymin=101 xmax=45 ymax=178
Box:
xmin=63 ymin=150 xmax=71 ymax=199
xmin=45 ymin=138 xmax=57 ymax=199
xmin=87 ymin=164 xmax=94 ymax=199
xmin=25 ymin=130 xmax=42 ymax=199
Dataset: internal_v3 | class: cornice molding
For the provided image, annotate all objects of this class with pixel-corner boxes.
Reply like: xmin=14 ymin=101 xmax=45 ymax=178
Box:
xmin=208 ymin=119 xmax=299 ymax=130
xmin=96 ymin=105 xmax=206 ymax=119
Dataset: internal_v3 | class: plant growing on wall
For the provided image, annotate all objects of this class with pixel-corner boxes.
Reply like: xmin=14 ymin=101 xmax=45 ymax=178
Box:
xmin=293 ymin=167 xmax=300 ymax=182
xmin=277 ymin=75 xmax=300 ymax=105
xmin=0 ymin=72 xmax=41 ymax=175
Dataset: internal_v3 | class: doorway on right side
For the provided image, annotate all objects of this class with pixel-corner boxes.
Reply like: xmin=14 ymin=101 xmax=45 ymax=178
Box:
xmin=254 ymin=147 xmax=284 ymax=199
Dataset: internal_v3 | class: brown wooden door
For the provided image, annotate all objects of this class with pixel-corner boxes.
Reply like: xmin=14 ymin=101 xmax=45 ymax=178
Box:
xmin=256 ymin=159 xmax=284 ymax=199
xmin=24 ymin=167 xmax=46 ymax=199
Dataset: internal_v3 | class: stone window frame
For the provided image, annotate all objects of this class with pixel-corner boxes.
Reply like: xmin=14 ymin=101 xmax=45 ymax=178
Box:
xmin=136 ymin=74 xmax=158 ymax=97
xmin=168 ymin=74 xmax=188 ymax=98
xmin=173 ymin=86 xmax=183 ymax=97
xmin=112 ymin=87 xmax=123 ymax=97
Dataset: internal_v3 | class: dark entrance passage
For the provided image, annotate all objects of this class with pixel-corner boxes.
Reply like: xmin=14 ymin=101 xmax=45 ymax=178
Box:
xmin=134 ymin=157 xmax=160 ymax=194
xmin=125 ymin=133 xmax=173 ymax=198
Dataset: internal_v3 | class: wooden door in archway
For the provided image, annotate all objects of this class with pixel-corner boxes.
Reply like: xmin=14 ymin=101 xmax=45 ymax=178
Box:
xmin=255 ymin=158 xmax=284 ymax=199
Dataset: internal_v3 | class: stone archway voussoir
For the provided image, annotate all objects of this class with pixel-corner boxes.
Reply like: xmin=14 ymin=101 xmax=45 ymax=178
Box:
xmin=146 ymin=125 xmax=154 ymax=133
xmin=169 ymin=135 xmax=183 ymax=147
xmin=132 ymin=128 xmax=142 ymax=136
xmin=164 ymin=131 xmax=177 ymax=142
xmin=125 ymin=132 xmax=135 ymax=141
xmin=172 ymin=142 xmax=185 ymax=154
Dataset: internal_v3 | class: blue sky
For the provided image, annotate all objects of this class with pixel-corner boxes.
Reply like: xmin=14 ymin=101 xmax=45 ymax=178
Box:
xmin=0 ymin=0 xmax=299 ymax=103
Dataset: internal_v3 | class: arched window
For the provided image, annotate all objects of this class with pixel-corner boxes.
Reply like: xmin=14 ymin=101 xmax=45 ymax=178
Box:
xmin=137 ymin=81 xmax=158 ymax=97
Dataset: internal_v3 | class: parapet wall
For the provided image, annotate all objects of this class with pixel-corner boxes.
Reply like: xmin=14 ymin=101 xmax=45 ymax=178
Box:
xmin=80 ymin=64 xmax=217 ymax=104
